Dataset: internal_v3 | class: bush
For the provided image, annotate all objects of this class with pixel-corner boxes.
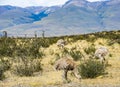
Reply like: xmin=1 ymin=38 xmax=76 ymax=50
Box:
xmin=78 ymin=59 xmax=106 ymax=78
xmin=84 ymin=45 xmax=95 ymax=55
xmin=12 ymin=57 xmax=42 ymax=76
xmin=32 ymin=59 xmax=42 ymax=72
xmin=54 ymin=53 xmax=61 ymax=60
xmin=0 ymin=38 xmax=16 ymax=57
xmin=0 ymin=66 xmax=5 ymax=80
xmin=12 ymin=63 xmax=34 ymax=76
xmin=0 ymin=57 xmax=11 ymax=80
xmin=62 ymin=48 xmax=69 ymax=55
xmin=69 ymin=50 xmax=83 ymax=61
xmin=109 ymin=54 xmax=112 ymax=57
xmin=60 ymin=47 xmax=83 ymax=61
xmin=13 ymin=39 xmax=45 ymax=59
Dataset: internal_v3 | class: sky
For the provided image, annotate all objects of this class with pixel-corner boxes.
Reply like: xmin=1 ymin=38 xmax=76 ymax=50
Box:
xmin=0 ymin=0 xmax=109 ymax=7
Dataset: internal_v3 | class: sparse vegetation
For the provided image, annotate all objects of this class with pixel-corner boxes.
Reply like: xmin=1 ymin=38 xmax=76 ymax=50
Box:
xmin=0 ymin=37 xmax=16 ymax=57
xmin=11 ymin=56 xmax=42 ymax=76
xmin=84 ymin=44 xmax=95 ymax=56
xmin=79 ymin=59 xmax=106 ymax=78
xmin=69 ymin=49 xmax=83 ymax=61
xmin=0 ymin=30 xmax=119 ymax=87
xmin=0 ymin=57 xmax=11 ymax=80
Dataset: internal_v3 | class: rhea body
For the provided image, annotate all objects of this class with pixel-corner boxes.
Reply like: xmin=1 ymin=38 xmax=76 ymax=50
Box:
xmin=54 ymin=58 xmax=81 ymax=81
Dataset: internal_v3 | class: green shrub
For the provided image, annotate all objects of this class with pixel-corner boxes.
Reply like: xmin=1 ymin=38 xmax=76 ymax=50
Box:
xmin=0 ymin=67 xmax=5 ymax=80
xmin=12 ymin=57 xmax=42 ymax=76
xmin=0 ymin=38 xmax=16 ymax=57
xmin=32 ymin=59 xmax=42 ymax=72
xmin=84 ymin=45 xmax=95 ymax=55
xmin=109 ymin=54 xmax=112 ymax=57
xmin=12 ymin=63 xmax=34 ymax=76
xmin=62 ymin=48 xmax=69 ymax=54
xmin=0 ymin=57 xmax=11 ymax=80
xmin=78 ymin=59 xmax=106 ymax=78
xmin=54 ymin=53 xmax=61 ymax=60
xmin=69 ymin=50 xmax=83 ymax=61
xmin=12 ymin=39 xmax=45 ymax=59
xmin=59 ymin=47 xmax=83 ymax=61
xmin=59 ymin=47 xmax=69 ymax=57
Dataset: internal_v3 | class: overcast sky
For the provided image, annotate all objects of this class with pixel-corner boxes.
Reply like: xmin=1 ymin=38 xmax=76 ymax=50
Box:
xmin=0 ymin=0 xmax=109 ymax=7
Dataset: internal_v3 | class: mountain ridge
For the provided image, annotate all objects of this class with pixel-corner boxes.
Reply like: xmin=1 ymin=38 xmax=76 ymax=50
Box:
xmin=0 ymin=5 xmax=60 ymax=30
xmin=0 ymin=0 xmax=120 ymax=37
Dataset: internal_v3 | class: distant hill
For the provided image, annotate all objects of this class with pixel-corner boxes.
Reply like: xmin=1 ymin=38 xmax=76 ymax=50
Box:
xmin=0 ymin=0 xmax=120 ymax=37
xmin=0 ymin=5 xmax=60 ymax=30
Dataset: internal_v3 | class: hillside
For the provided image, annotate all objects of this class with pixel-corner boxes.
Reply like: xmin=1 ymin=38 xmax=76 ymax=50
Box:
xmin=0 ymin=5 xmax=60 ymax=30
xmin=0 ymin=0 xmax=120 ymax=37
xmin=0 ymin=30 xmax=120 ymax=87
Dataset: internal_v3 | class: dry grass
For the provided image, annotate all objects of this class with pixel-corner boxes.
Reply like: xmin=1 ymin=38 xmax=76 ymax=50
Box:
xmin=0 ymin=39 xmax=120 ymax=87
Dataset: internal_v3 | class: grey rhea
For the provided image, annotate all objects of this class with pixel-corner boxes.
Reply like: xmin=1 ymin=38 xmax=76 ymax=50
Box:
xmin=54 ymin=58 xmax=81 ymax=82
xmin=94 ymin=46 xmax=108 ymax=63
xmin=56 ymin=39 xmax=66 ymax=49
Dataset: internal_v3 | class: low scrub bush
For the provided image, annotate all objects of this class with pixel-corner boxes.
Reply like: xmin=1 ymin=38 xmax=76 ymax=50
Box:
xmin=54 ymin=53 xmax=61 ymax=60
xmin=0 ymin=67 xmax=5 ymax=80
xmin=11 ymin=57 xmax=42 ymax=76
xmin=69 ymin=50 xmax=83 ymax=61
xmin=32 ymin=59 xmax=42 ymax=72
xmin=0 ymin=57 xmax=11 ymax=80
xmin=78 ymin=59 xmax=106 ymax=78
xmin=109 ymin=53 xmax=112 ymax=57
xmin=13 ymin=39 xmax=45 ymax=59
xmin=0 ymin=38 xmax=16 ymax=57
xmin=84 ymin=45 xmax=95 ymax=55
xmin=60 ymin=47 xmax=83 ymax=61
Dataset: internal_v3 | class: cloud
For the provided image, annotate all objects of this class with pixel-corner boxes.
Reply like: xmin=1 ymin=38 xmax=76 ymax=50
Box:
xmin=0 ymin=0 xmax=109 ymax=7
xmin=87 ymin=0 xmax=108 ymax=2
xmin=0 ymin=0 xmax=68 ymax=7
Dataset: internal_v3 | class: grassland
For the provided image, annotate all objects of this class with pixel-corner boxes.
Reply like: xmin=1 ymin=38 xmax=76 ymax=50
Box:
xmin=0 ymin=30 xmax=120 ymax=87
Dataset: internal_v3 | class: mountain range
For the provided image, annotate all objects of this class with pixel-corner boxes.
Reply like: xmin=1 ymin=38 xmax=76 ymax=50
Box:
xmin=0 ymin=0 xmax=120 ymax=37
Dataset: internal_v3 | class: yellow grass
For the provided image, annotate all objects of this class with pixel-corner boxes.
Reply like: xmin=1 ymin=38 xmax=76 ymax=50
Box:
xmin=0 ymin=39 xmax=120 ymax=87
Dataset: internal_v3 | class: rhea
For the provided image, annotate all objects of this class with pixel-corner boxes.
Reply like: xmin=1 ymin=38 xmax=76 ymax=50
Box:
xmin=56 ymin=39 xmax=66 ymax=49
xmin=94 ymin=46 xmax=108 ymax=63
xmin=54 ymin=57 xmax=81 ymax=82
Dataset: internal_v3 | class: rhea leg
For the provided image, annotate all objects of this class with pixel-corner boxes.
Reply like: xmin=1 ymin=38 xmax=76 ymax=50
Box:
xmin=62 ymin=70 xmax=71 ymax=83
xmin=62 ymin=70 xmax=68 ymax=80
xmin=71 ymin=68 xmax=81 ymax=80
